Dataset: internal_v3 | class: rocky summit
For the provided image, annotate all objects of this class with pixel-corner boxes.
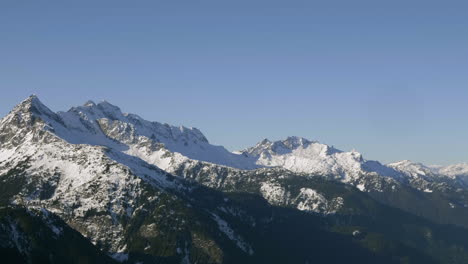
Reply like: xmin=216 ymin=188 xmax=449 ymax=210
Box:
xmin=3 ymin=96 xmax=468 ymax=263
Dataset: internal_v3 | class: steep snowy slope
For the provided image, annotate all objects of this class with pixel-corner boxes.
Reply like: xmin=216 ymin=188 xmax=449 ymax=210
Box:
xmin=56 ymin=99 xmax=259 ymax=170
xmin=0 ymin=96 xmax=184 ymax=250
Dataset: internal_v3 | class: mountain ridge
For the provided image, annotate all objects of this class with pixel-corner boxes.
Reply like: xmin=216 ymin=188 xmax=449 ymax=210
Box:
xmin=3 ymin=95 xmax=468 ymax=263
xmin=5 ymin=95 xmax=468 ymax=190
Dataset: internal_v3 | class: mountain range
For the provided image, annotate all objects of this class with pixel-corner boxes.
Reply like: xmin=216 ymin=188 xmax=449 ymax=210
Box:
xmin=3 ymin=95 xmax=468 ymax=263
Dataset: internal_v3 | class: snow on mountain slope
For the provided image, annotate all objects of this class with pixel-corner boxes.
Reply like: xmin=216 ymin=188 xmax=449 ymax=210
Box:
xmin=5 ymin=96 xmax=461 ymax=193
xmin=434 ymin=163 xmax=468 ymax=178
xmin=0 ymin=96 xmax=189 ymax=252
xmin=0 ymin=95 xmax=180 ymax=189
xmin=0 ymin=95 xmax=266 ymax=262
xmin=387 ymin=160 xmax=439 ymax=180
xmin=0 ymin=96 xmax=380 ymax=222
xmin=0 ymin=95 xmax=257 ymax=171
xmin=242 ymin=137 xmax=402 ymax=182
xmin=259 ymin=181 xmax=344 ymax=214
xmin=386 ymin=160 xmax=468 ymax=191
xmin=0 ymin=96 xmax=412 ymax=187
xmin=9 ymin=95 xmax=468 ymax=263
xmin=56 ymin=99 xmax=259 ymax=170
xmin=431 ymin=163 xmax=468 ymax=185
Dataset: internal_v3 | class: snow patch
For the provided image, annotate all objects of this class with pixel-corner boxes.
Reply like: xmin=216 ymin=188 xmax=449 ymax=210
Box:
xmin=294 ymin=188 xmax=343 ymax=214
xmin=357 ymin=183 xmax=366 ymax=192
xmin=211 ymin=213 xmax=253 ymax=255
xmin=259 ymin=182 xmax=289 ymax=205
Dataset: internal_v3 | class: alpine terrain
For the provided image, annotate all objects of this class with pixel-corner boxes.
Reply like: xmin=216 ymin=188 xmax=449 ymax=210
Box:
xmin=3 ymin=95 xmax=468 ymax=263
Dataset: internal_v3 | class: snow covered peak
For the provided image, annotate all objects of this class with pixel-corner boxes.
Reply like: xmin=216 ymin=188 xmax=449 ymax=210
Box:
xmin=65 ymin=100 xmax=210 ymax=146
xmin=0 ymin=96 xmax=430 ymax=185
xmin=387 ymin=160 xmax=435 ymax=179
xmin=68 ymin=100 xmax=125 ymax=121
xmin=388 ymin=160 xmax=423 ymax=168
xmin=436 ymin=163 xmax=468 ymax=176
xmin=24 ymin=94 xmax=39 ymax=102
xmin=97 ymin=100 xmax=122 ymax=114
xmin=0 ymin=95 xmax=63 ymax=131
xmin=432 ymin=163 xmax=468 ymax=185
xmin=386 ymin=160 xmax=468 ymax=188
xmin=244 ymin=137 xmax=340 ymax=158
xmin=12 ymin=95 xmax=53 ymax=116
xmin=83 ymin=100 xmax=96 ymax=107
xmin=242 ymin=137 xmax=398 ymax=181
xmin=282 ymin=136 xmax=313 ymax=149
xmin=0 ymin=96 xmax=258 ymax=170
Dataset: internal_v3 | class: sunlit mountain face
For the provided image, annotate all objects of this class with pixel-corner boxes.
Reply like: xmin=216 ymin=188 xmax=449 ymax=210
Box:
xmin=2 ymin=96 xmax=468 ymax=264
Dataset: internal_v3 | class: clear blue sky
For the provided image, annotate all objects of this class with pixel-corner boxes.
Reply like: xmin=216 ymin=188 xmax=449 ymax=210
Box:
xmin=1 ymin=0 xmax=468 ymax=165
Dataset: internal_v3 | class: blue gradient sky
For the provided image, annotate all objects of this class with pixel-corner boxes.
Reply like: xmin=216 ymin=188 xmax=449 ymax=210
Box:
xmin=1 ymin=1 xmax=468 ymax=165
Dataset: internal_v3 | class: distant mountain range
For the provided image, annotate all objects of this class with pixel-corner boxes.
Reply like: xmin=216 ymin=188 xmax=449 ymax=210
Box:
xmin=3 ymin=95 xmax=468 ymax=263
